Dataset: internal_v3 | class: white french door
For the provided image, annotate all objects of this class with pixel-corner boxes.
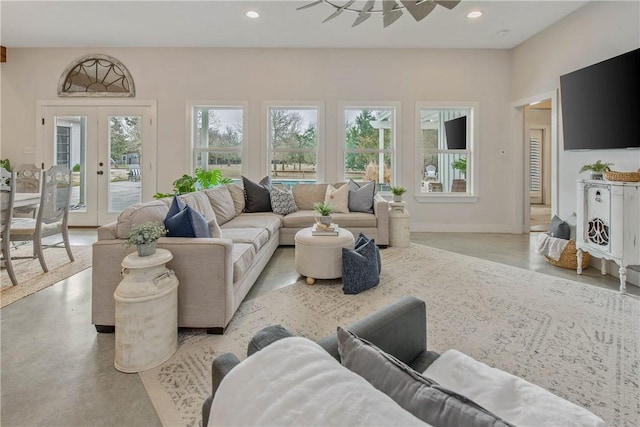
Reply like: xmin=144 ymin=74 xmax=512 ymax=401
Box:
xmin=38 ymin=101 xmax=157 ymax=226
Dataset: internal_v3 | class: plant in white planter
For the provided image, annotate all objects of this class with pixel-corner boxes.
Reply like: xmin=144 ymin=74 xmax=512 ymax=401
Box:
xmin=124 ymin=221 xmax=167 ymax=257
xmin=313 ymin=201 xmax=334 ymax=229
xmin=389 ymin=186 xmax=407 ymax=202
xmin=579 ymin=160 xmax=613 ymax=180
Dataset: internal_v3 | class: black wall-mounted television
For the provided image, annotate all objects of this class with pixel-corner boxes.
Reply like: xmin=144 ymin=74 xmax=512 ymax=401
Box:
xmin=444 ymin=116 xmax=467 ymax=150
xmin=560 ymin=48 xmax=640 ymax=150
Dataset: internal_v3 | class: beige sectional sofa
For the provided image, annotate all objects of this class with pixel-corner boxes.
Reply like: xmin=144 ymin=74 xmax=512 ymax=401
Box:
xmin=91 ymin=182 xmax=389 ymax=334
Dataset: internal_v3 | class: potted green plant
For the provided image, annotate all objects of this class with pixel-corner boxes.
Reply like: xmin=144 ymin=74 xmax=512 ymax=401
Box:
xmin=124 ymin=221 xmax=167 ymax=257
xmin=313 ymin=201 xmax=334 ymax=228
xmin=154 ymin=168 xmax=233 ymax=198
xmin=451 ymin=157 xmax=467 ymax=192
xmin=579 ymin=160 xmax=613 ymax=180
xmin=389 ymin=186 xmax=407 ymax=202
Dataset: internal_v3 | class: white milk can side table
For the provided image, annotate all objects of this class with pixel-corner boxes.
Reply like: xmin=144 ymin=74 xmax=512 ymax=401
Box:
xmin=389 ymin=201 xmax=411 ymax=248
xmin=114 ymin=248 xmax=179 ymax=373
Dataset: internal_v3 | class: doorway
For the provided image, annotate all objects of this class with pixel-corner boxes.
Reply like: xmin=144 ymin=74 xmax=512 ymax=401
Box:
xmin=526 ymin=100 xmax=552 ymax=232
xmin=37 ymin=101 xmax=157 ymax=226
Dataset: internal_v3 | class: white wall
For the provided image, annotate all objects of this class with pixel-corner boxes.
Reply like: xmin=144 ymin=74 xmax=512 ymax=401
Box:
xmin=1 ymin=47 xmax=513 ymax=232
xmin=511 ymin=1 xmax=640 ymax=220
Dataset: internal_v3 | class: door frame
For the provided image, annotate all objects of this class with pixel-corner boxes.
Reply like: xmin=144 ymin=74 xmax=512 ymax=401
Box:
xmin=36 ymin=99 xmax=157 ymax=225
xmin=509 ymin=90 xmax=558 ymax=234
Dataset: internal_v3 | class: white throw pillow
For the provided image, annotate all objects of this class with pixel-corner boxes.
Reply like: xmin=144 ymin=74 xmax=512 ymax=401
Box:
xmin=324 ymin=184 xmax=349 ymax=213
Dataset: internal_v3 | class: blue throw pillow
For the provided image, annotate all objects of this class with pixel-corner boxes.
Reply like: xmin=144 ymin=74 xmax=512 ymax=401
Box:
xmin=355 ymin=232 xmax=381 ymax=274
xmin=342 ymin=238 xmax=380 ymax=295
xmin=164 ymin=205 xmax=211 ymax=238
xmin=167 ymin=195 xmax=185 ymax=218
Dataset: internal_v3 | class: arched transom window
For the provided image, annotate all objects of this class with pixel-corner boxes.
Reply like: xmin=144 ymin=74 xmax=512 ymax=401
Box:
xmin=58 ymin=54 xmax=135 ymax=97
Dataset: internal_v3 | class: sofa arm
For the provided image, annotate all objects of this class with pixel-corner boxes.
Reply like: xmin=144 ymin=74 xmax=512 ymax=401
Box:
xmin=373 ymin=193 xmax=389 ymax=245
xmin=97 ymin=221 xmax=118 ymax=240
xmin=318 ymin=295 xmax=429 ymax=369
xmin=203 ymin=352 xmax=241 ymax=426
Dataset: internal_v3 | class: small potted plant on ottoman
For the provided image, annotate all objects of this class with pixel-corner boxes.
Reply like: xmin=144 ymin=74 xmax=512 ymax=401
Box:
xmin=313 ymin=202 xmax=334 ymax=229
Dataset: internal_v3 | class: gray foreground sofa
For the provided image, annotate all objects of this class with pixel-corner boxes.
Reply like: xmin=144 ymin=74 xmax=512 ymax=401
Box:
xmin=202 ymin=295 xmax=437 ymax=425
xmin=91 ymin=182 xmax=389 ymax=334
xmin=202 ymin=295 xmax=605 ymax=427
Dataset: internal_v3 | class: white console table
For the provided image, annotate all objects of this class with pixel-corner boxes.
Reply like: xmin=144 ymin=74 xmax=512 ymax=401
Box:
xmin=576 ymin=180 xmax=640 ymax=294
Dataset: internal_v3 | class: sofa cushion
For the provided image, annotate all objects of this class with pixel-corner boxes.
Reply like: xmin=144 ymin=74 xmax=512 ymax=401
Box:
xmin=243 ymin=176 xmax=272 ymax=213
xmin=165 ymin=205 xmax=211 ymax=238
xmin=222 ymin=213 xmax=281 ymax=239
xmin=342 ymin=238 xmax=380 ymax=294
xmin=270 ymin=186 xmax=298 ymax=215
xmin=348 ymin=180 xmax=376 ymax=213
xmin=210 ymin=336 xmax=428 ymax=427
xmin=292 ymin=183 xmax=328 ymax=210
xmin=179 ymin=191 xmax=217 ymax=223
xmin=116 ymin=200 xmax=170 ymax=239
xmin=203 ymin=186 xmax=236 ymax=225
xmin=231 ymin=243 xmax=256 ymax=282
xmin=337 ymin=327 xmax=512 ymax=427
xmin=220 ymin=228 xmax=270 ymax=253
xmin=281 ymin=210 xmax=317 ymax=228
xmin=208 ymin=219 xmax=222 ymax=238
xmin=424 ymin=350 xmax=605 ymax=427
xmin=325 ymin=184 xmax=350 ymax=213
xmin=227 ymin=183 xmax=245 ymax=216
xmin=330 ymin=212 xmax=377 ymax=228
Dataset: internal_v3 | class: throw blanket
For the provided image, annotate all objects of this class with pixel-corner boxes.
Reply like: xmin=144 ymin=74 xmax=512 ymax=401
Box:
xmin=534 ymin=232 xmax=569 ymax=261
xmin=423 ymin=349 xmax=605 ymax=427
xmin=210 ymin=337 xmax=429 ymax=426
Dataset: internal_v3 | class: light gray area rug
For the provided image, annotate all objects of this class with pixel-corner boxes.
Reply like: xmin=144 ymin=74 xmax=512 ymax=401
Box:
xmin=1 ymin=244 xmax=92 ymax=308
xmin=139 ymin=243 xmax=639 ymax=427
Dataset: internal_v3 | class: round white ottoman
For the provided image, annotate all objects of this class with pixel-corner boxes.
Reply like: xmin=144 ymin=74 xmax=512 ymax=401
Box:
xmin=295 ymin=227 xmax=355 ymax=285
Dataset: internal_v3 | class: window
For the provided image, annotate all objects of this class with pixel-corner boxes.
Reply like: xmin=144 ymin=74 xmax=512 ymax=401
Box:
xmin=341 ymin=103 xmax=398 ymax=191
xmin=416 ymin=102 xmax=477 ymax=200
xmin=266 ymin=103 xmax=321 ymax=185
xmin=192 ymin=104 xmax=245 ymax=180
xmin=56 ymin=126 xmax=71 ymax=169
xmin=58 ymin=54 xmax=135 ymax=97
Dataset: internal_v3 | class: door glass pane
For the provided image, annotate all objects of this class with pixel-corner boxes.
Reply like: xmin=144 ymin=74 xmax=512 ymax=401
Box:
xmin=55 ymin=116 xmax=87 ymax=212
xmin=108 ymin=116 xmax=142 ymax=212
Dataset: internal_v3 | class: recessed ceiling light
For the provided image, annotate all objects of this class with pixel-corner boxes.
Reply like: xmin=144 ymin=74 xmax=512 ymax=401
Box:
xmin=466 ymin=10 xmax=483 ymax=19
xmin=497 ymin=30 xmax=510 ymax=36
xmin=245 ymin=10 xmax=260 ymax=19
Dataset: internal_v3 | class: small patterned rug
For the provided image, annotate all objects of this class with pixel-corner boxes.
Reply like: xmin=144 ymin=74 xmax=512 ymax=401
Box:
xmin=1 ymin=244 xmax=92 ymax=308
xmin=139 ymin=243 xmax=639 ymax=427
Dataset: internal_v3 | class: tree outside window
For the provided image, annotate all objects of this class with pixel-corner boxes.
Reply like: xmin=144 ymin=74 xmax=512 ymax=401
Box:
xmin=343 ymin=107 xmax=395 ymax=191
xmin=267 ymin=106 xmax=319 ymax=184
xmin=193 ymin=106 xmax=243 ymax=179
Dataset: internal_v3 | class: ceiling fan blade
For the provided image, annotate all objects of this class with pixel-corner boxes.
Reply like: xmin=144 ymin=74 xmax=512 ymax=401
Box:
xmin=296 ymin=0 xmax=324 ymax=10
xmin=322 ymin=8 xmax=345 ymax=22
xmin=434 ymin=0 xmax=461 ymax=10
xmin=383 ymin=0 xmax=403 ymax=27
xmin=401 ymin=0 xmax=436 ymax=22
xmin=352 ymin=0 xmax=374 ymax=27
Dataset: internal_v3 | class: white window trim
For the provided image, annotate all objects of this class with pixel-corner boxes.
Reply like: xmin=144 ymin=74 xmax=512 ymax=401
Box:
xmin=337 ymin=101 xmax=401 ymax=191
xmin=186 ymin=101 xmax=249 ymax=174
xmin=262 ymin=101 xmax=325 ymax=183
xmin=414 ymin=101 xmax=480 ymax=203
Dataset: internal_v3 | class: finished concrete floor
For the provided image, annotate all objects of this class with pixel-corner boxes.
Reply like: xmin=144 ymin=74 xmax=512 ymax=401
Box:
xmin=1 ymin=230 xmax=636 ymax=426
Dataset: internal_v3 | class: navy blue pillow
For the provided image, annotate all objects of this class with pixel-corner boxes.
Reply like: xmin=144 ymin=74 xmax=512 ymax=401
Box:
xmin=164 ymin=205 xmax=211 ymax=238
xmin=342 ymin=238 xmax=380 ymax=295
xmin=355 ymin=232 xmax=381 ymax=274
xmin=167 ymin=195 xmax=185 ymax=217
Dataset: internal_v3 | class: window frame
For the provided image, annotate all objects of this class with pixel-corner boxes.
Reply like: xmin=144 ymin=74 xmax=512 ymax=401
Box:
xmin=338 ymin=101 xmax=401 ymax=192
xmin=263 ymin=101 xmax=325 ymax=185
xmin=187 ymin=101 xmax=248 ymax=178
xmin=414 ymin=101 xmax=479 ymax=203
